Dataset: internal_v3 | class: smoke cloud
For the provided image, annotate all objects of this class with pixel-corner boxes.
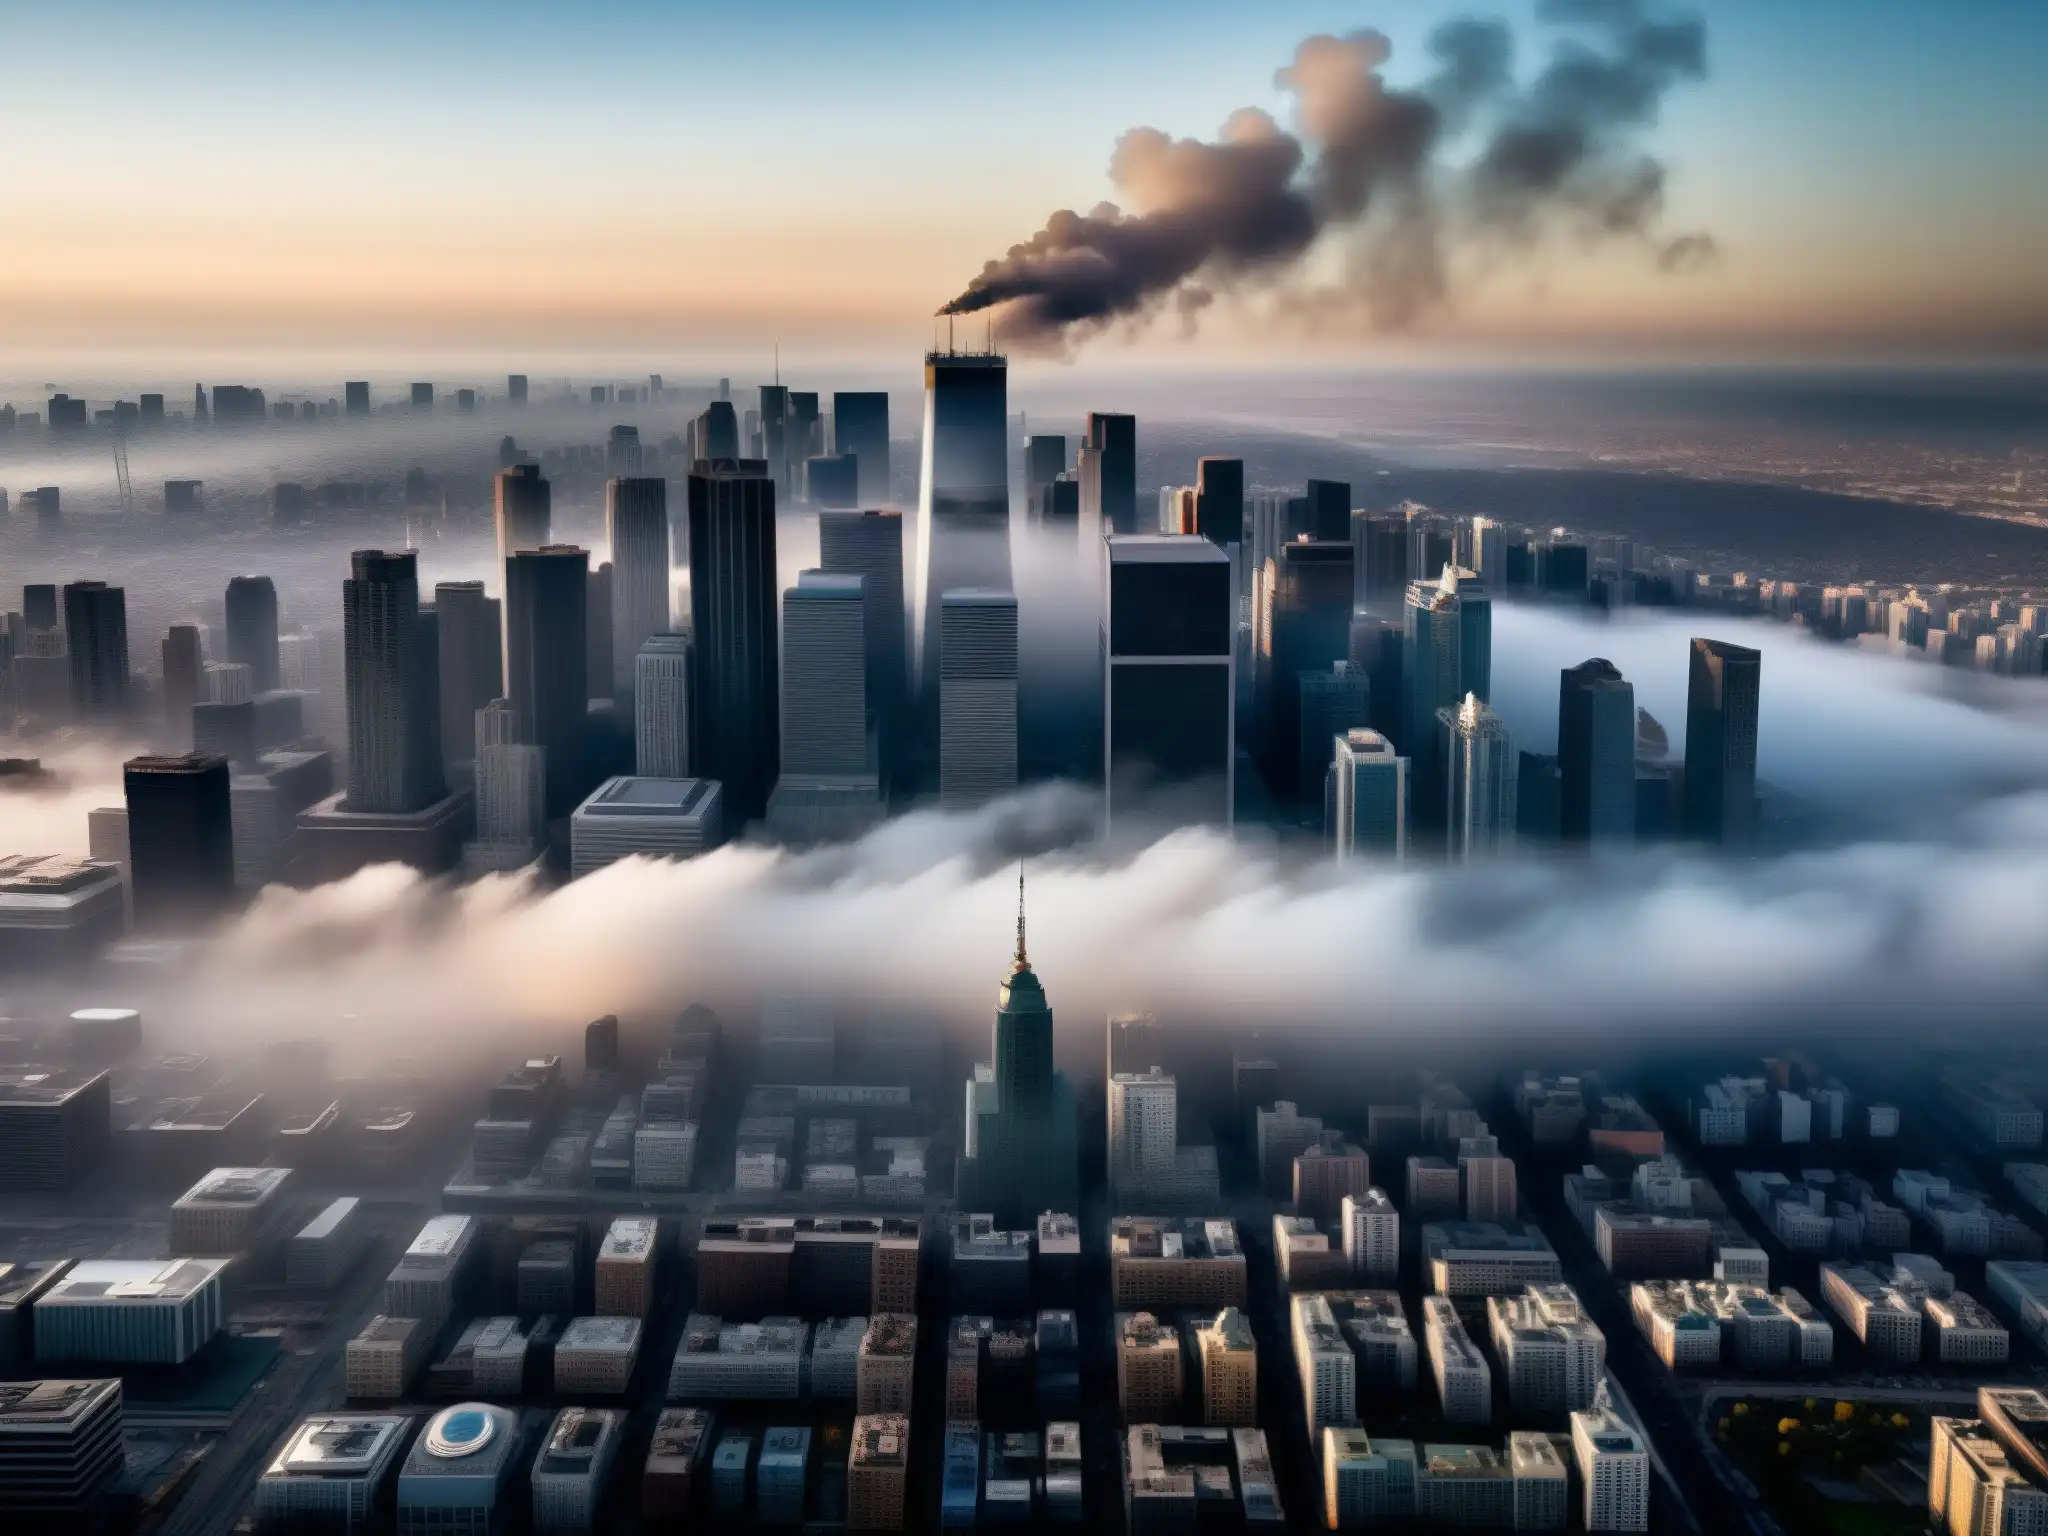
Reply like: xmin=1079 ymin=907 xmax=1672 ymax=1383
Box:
xmin=940 ymin=0 xmax=1712 ymax=348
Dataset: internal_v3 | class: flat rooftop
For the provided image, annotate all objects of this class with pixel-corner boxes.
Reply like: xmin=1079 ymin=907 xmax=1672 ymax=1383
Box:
xmin=0 ymin=1066 xmax=106 ymax=1108
xmin=45 ymin=1258 xmax=228 ymax=1303
xmin=599 ymin=1216 xmax=658 ymax=1260
xmin=269 ymin=1414 xmax=407 ymax=1477
xmin=1108 ymin=534 xmax=1231 ymax=564
xmin=176 ymin=1165 xmax=293 ymax=1207
xmin=558 ymin=1316 xmax=641 ymax=1351
xmin=578 ymin=776 xmax=718 ymax=817
xmin=0 ymin=1378 xmax=120 ymax=1426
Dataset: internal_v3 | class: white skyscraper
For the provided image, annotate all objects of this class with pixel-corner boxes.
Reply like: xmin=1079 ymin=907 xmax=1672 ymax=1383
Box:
xmin=1109 ymin=1070 xmax=1179 ymax=1189
xmin=1342 ymin=1189 xmax=1400 ymax=1281
xmin=606 ymin=477 xmax=670 ymax=693
xmin=634 ymin=634 xmax=690 ymax=778
xmin=1571 ymin=1404 xmax=1650 ymax=1532
xmin=768 ymin=571 xmax=880 ymax=840
xmin=939 ymin=588 xmax=1018 ymax=811
xmin=1329 ymin=728 xmax=1408 ymax=858
xmin=1439 ymin=693 xmax=1516 ymax=859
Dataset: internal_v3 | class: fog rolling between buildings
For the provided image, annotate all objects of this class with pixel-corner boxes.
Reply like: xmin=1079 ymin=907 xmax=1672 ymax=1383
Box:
xmin=22 ymin=597 xmax=2048 ymax=1078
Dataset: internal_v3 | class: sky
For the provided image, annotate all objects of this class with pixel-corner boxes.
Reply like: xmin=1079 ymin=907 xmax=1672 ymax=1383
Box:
xmin=2 ymin=0 xmax=2044 ymax=372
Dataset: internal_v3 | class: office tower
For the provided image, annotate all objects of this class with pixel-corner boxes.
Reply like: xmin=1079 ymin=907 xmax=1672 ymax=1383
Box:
xmin=1194 ymin=457 xmax=1245 ymax=546
xmin=698 ymin=400 xmax=739 ymax=460
xmin=1571 ymin=1407 xmax=1649 ymax=1532
xmin=472 ymin=697 xmax=546 ymax=850
xmin=770 ymin=572 xmax=879 ymax=839
xmin=1683 ymin=638 xmax=1762 ymax=843
xmin=805 ymin=454 xmax=858 ymax=509
xmin=124 ymin=753 xmax=234 ymax=932
xmin=1025 ymin=434 xmax=1066 ymax=509
xmin=634 ymin=634 xmax=690 ymax=777
xmin=1450 ymin=570 xmax=1492 ymax=701
xmin=224 ymin=575 xmax=281 ymax=693
xmin=494 ymin=463 xmax=552 ymax=571
xmin=1258 ymin=540 xmax=1353 ymax=799
xmin=1117 ymin=1312 xmax=1184 ymax=1423
xmin=23 ymin=585 xmax=56 ymax=634
xmin=913 ymin=349 xmax=1009 ymax=726
xmin=833 ymin=391 xmax=891 ymax=506
xmin=1329 ymin=728 xmax=1409 ymax=858
xmin=1086 ymin=413 xmax=1138 ymax=533
xmin=789 ymin=390 xmax=822 ymax=463
xmin=1440 ymin=694 xmax=1517 ymax=859
xmin=1342 ymin=1190 xmax=1401 ymax=1279
xmin=63 ymin=582 xmax=129 ymax=719
xmin=1108 ymin=1069 xmax=1178 ymax=1191
xmin=688 ymin=460 xmax=779 ymax=823
xmin=819 ymin=509 xmax=907 ymax=769
xmin=1076 ymin=444 xmax=1105 ymax=523
xmin=407 ymin=382 xmax=433 ymax=411
xmin=1303 ymin=480 xmax=1350 ymax=543
xmin=606 ymin=424 xmax=642 ymax=476
xmin=939 ymin=589 xmax=1018 ymax=811
xmin=1458 ymin=1134 xmax=1518 ymax=1220
xmin=1403 ymin=569 xmax=1463 ymax=817
xmin=1103 ymin=536 xmax=1234 ymax=827
xmin=605 ymin=477 xmax=669 ymax=694
xmin=434 ymin=582 xmax=502 ymax=778
xmin=162 ymin=625 xmax=202 ymax=738
xmin=342 ymin=550 xmax=441 ymax=812
xmin=1298 ymin=662 xmax=1372 ymax=803
xmin=343 ymin=381 xmax=370 ymax=415
xmin=584 ymin=561 xmax=615 ymax=702
xmin=1558 ymin=659 xmax=1637 ymax=842
xmin=505 ymin=546 xmax=590 ymax=819
xmin=1108 ymin=1010 xmax=1164 ymax=1078
xmin=759 ymin=383 xmax=791 ymax=491
xmin=848 ymin=1415 xmax=909 ymax=1531
xmin=0 ymin=1376 xmax=126 ymax=1519
xmin=504 ymin=373 xmax=527 ymax=404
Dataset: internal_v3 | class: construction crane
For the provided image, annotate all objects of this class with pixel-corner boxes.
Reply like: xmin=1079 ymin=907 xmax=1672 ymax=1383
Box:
xmin=111 ymin=434 xmax=133 ymax=515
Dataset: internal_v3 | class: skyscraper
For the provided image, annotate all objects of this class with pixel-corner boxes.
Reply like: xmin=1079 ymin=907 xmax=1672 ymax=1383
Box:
xmin=1105 ymin=536 xmax=1234 ymax=829
xmin=1403 ymin=569 xmax=1463 ymax=822
xmin=508 ymin=374 xmax=528 ymax=404
xmin=1195 ymin=458 xmax=1245 ymax=547
xmin=1024 ymin=435 xmax=1066 ymax=511
xmin=634 ymin=634 xmax=690 ymax=778
xmin=342 ymin=549 xmax=442 ymax=813
xmin=1328 ymin=729 xmax=1408 ymax=858
xmin=162 ymin=625 xmax=203 ymax=739
xmin=832 ymin=391 xmax=891 ymax=507
xmin=696 ymin=400 xmax=739 ymax=460
xmin=1298 ymin=663 xmax=1373 ymax=803
xmin=1258 ymin=540 xmax=1353 ymax=800
xmin=345 ymin=381 xmax=370 ymax=415
xmin=759 ymin=384 xmax=791 ymax=493
xmin=224 ymin=575 xmax=280 ymax=693
xmin=1439 ymin=694 xmax=1516 ymax=859
xmin=471 ymin=697 xmax=545 ymax=853
xmin=63 ymin=581 xmax=129 ymax=719
xmin=1558 ymin=659 xmax=1637 ymax=842
xmin=959 ymin=872 xmax=1077 ymax=1225
xmin=1354 ymin=516 xmax=1410 ymax=609
xmin=770 ymin=572 xmax=879 ymax=839
xmin=606 ymin=477 xmax=670 ymax=695
xmin=688 ymin=459 xmax=780 ymax=823
xmin=913 ymin=350 xmax=1009 ymax=727
xmin=585 ymin=561 xmax=614 ymax=701
xmin=1304 ymin=480 xmax=1351 ymax=543
xmin=124 ymin=753 xmax=235 ymax=932
xmin=1683 ymin=638 xmax=1761 ymax=843
xmin=1086 ymin=413 xmax=1137 ymax=534
xmin=494 ymin=463 xmax=551 ymax=571
xmin=606 ymin=425 xmax=642 ymax=475
xmin=940 ymin=589 xmax=1018 ymax=812
xmin=1451 ymin=570 xmax=1492 ymax=703
xmin=505 ymin=546 xmax=591 ymax=819
xmin=789 ymin=391 xmax=822 ymax=464
xmin=819 ymin=509 xmax=907 ymax=770
xmin=434 ymin=581 xmax=503 ymax=780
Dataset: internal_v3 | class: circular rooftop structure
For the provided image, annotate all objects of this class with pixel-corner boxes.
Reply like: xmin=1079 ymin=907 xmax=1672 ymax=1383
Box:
xmin=423 ymin=1406 xmax=499 ymax=1460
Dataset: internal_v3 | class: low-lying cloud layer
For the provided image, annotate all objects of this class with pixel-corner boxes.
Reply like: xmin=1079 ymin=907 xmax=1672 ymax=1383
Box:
xmin=941 ymin=0 xmax=1713 ymax=349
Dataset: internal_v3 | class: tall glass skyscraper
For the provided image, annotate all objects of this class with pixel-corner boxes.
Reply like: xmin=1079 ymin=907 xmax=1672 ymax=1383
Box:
xmin=1439 ymin=694 xmax=1517 ymax=859
xmin=1105 ymin=535 xmax=1234 ymax=830
xmin=913 ymin=350 xmax=1009 ymax=731
xmin=831 ymin=391 xmax=891 ymax=507
xmin=224 ymin=575 xmax=280 ymax=693
xmin=1558 ymin=658 xmax=1637 ymax=842
xmin=1683 ymin=638 xmax=1761 ymax=843
xmin=1085 ymin=413 xmax=1137 ymax=534
xmin=819 ymin=509 xmax=906 ymax=771
xmin=434 ymin=581 xmax=502 ymax=779
xmin=939 ymin=589 xmax=1018 ymax=812
xmin=63 ymin=580 xmax=130 ymax=720
xmin=505 ymin=546 xmax=590 ymax=819
xmin=1328 ymin=728 xmax=1408 ymax=859
xmin=606 ymin=477 xmax=670 ymax=695
xmin=688 ymin=459 xmax=780 ymax=823
xmin=343 ymin=549 xmax=442 ymax=814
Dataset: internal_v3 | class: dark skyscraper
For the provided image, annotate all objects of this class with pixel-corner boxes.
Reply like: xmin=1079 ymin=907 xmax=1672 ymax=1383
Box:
xmin=1024 ymin=434 xmax=1066 ymax=511
xmin=804 ymin=454 xmax=858 ymax=509
xmin=342 ymin=549 xmax=442 ymax=814
xmin=1195 ymin=457 xmax=1245 ymax=546
xmin=124 ymin=753 xmax=234 ymax=933
xmin=63 ymin=581 xmax=129 ymax=719
xmin=410 ymin=382 xmax=433 ymax=411
xmin=788 ymin=391 xmax=821 ymax=463
xmin=1086 ymin=413 xmax=1137 ymax=534
xmin=606 ymin=477 xmax=670 ymax=696
xmin=820 ymin=509 xmax=906 ymax=771
xmin=1105 ymin=536 xmax=1234 ymax=829
xmin=913 ymin=351 xmax=1009 ymax=728
xmin=1354 ymin=515 xmax=1410 ymax=609
xmin=585 ymin=561 xmax=614 ymax=701
xmin=1683 ymin=638 xmax=1761 ymax=843
xmin=224 ymin=575 xmax=281 ymax=693
xmin=697 ymin=400 xmax=739 ymax=460
xmin=494 ymin=463 xmax=552 ymax=570
xmin=832 ymin=391 xmax=890 ymax=507
xmin=995 ymin=879 xmax=1053 ymax=1121
xmin=606 ymin=425 xmax=642 ymax=476
xmin=344 ymin=381 xmax=370 ymax=415
xmin=759 ymin=384 xmax=791 ymax=493
xmin=508 ymin=373 xmax=528 ymax=404
xmin=1558 ymin=658 xmax=1638 ymax=843
xmin=505 ymin=546 xmax=591 ymax=820
xmin=689 ymin=461 xmax=780 ymax=823
xmin=1304 ymin=480 xmax=1351 ymax=543
xmin=434 ymin=581 xmax=502 ymax=777
xmin=1258 ymin=540 xmax=1353 ymax=799
xmin=23 ymin=585 xmax=56 ymax=633
xmin=162 ymin=625 xmax=202 ymax=738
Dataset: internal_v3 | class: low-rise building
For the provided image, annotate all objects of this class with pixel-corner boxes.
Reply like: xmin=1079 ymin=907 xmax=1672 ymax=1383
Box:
xmin=1819 ymin=1263 xmax=1923 ymax=1364
xmin=34 ymin=1258 xmax=227 ymax=1365
xmin=169 ymin=1165 xmax=296 ymax=1254
xmin=594 ymin=1216 xmax=659 ymax=1317
xmin=1630 ymin=1280 xmax=1833 ymax=1372
xmin=1109 ymin=1216 xmax=1247 ymax=1310
xmin=641 ymin=1407 xmax=715 ymax=1524
xmin=1323 ymin=1428 xmax=1418 ymax=1529
xmin=0 ymin=1378 xmax=125 ymax=1518
xmin=1194 ymin=1308 xmax=1257 ymax=1427
xmin=531 ymin=1407 xmax=624 ymax=1534
xmin=1274 ymin=1214 xmax=1349 ymax=1291
xmin=847 ymin=1414 xmax=909 ymax=1531
xmin=1924 ymin=1293 xmax=2012 ymax=1366
xmin=1416 ymin=1443 xmax=1513 ymax=1528
xmin=1929 ymin=1415 xmax=2048 ymax=1536
xmin=1486 ymin=1283 xmax=1604 ymax=1417
xmin=287 ymin=1198 xmax=369 ymax=1290
xmin=667 ymin=1314 xmax=808 ymax=1401
xmin=345 ymin=1315 xmax=429 ymax=1400
xmin=809 ymin=1316 xmax=866 ymax=1399
xmin=1509 ymin=1431 xmax=1569 ymax=1531
xmin=553 ymin=1316 xmax=641 ymax=1396
xmin=256 ymin=1411 xmax=407 ymax=1534
xmin=1421 ymin=1221 xmax=1560 ymax=1297
xmin=396 ymin=1403 xmax=522 ymax=1536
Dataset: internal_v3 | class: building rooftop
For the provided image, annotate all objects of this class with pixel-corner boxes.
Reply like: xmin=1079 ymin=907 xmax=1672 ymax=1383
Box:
xmin=143 ymin=1091 xmax=264 ymax=1132
xmin=1422 ymin=1221 xmax=1557 ymax=1257
xmin=862 ymin=1315 xmax=916 ymax=1357
xmin=0 ymin=1066 xmax=106 ymax=1108
xmin=647 ymin=1408 xmax=716 ymax=1469
xmin=268 ymin=1414 xmax=408 ymax=1478
xmin=851 ymin=1414 xmax=910 ymax=1468
xmin=599 ymin=1216 xmax=658 ymax=1261
xmin=535 ymin=1408 xmax=621 ymax=1476
xmin=353 ymin=1316 xmax=423 ymax=1347
xmin=1422 ymin=1444 xmax=1508 ymax=1477
xmin=44 ymin=1258 xmax=229 ymax=1304
xmin=1111 ymin=1215 xmax=1242 ymax=1261
xmin=558 ymin=1316 xmax=641 ymax=1352
xmin=295 ymin=1198 xmax=360 ymax=1244
xmin=175 ymin=1165 xmax=293 ymax=1208
xmin=0 ymin=854 xmax=120 ymax=899
xmin=1107 ymin=534 xmax=1231 ymax=565
xmin=402 ymin=1214 xmax=474 ymax=1261
xmin=0 ymin=1378 xmax=120 ymax=1428
xmin=578 ymin=776 xmax=720 ymax=817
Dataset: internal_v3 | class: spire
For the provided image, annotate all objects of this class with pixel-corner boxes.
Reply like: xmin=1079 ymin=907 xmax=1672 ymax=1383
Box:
xmin=1013 ymin=862 xmax=1029 ymax=971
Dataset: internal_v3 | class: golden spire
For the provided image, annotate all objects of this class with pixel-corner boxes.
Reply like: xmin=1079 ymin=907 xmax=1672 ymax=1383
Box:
xmin=1014 ymin=862 xmax=1028 ymax=970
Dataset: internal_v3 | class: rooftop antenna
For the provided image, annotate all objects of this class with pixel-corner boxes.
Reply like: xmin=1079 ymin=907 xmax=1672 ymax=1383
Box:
xmin=948 ymin=314 xmax=956 ymax=355
xmin=774 ymin=340 xmax=780 ymax=387
xmin=1014 ymin=862 xmax=1029 ymax=969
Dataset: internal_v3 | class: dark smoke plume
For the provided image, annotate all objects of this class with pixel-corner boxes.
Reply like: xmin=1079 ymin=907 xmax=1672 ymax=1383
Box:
xmin=940 ymin=0 xmax=1711 ymax=348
